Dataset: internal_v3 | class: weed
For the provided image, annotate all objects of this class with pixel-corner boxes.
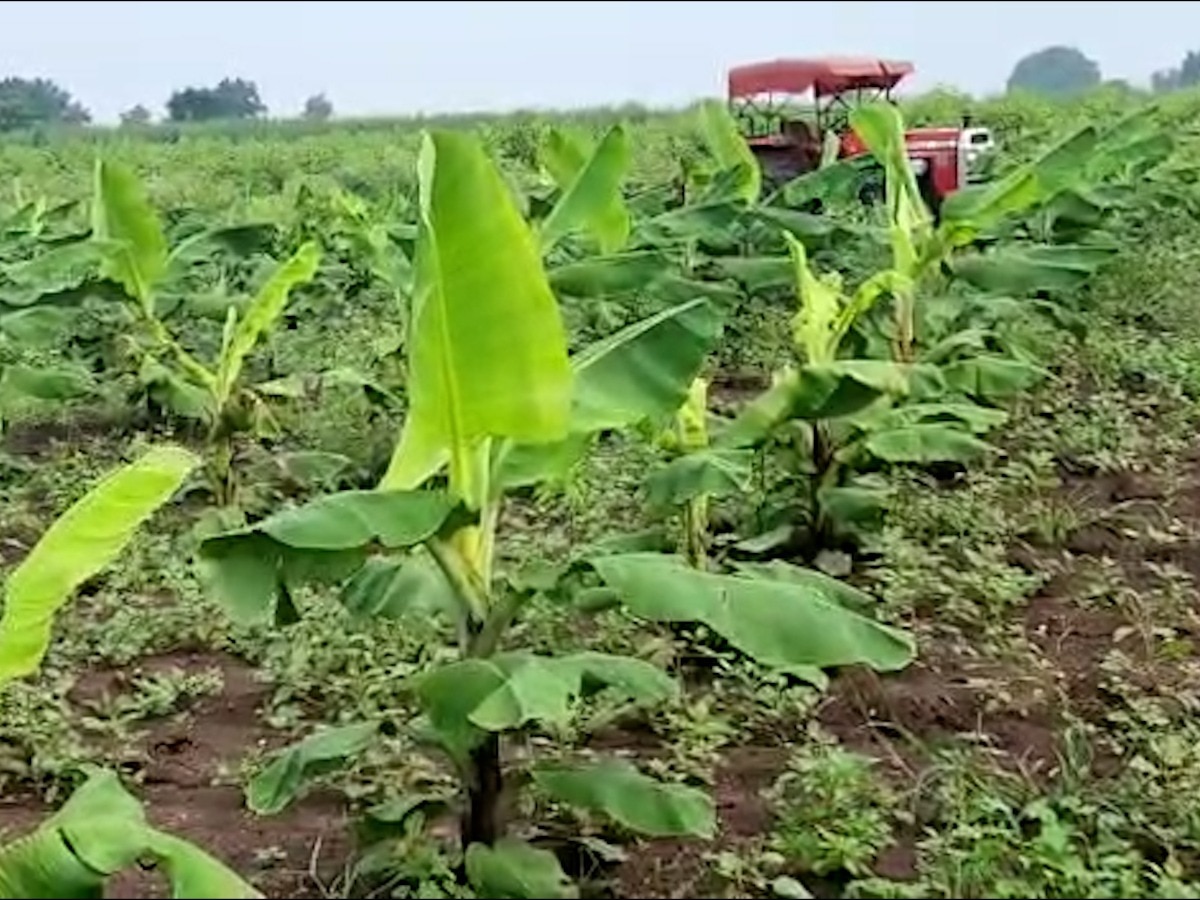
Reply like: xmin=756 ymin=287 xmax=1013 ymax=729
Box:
xmin=765 ymin=741 xmax=898 ymax=878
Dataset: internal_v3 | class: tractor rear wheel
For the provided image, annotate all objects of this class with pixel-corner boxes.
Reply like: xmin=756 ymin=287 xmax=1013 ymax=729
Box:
xmin=760 ymin=155 xmax=804 ymax=189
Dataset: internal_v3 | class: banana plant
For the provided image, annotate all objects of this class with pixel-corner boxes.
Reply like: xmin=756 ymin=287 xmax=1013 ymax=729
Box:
xmin=0 ymin=306 xmax=89 ymax=437
xmin=649 ymin=377 xmax=729 ymax=569
xmin=845 ymin=104 xmax=934 ymax=364
xmin=537 ymin=106 xmax=817 ymax=382
xmin=684 ymin=102 xmax=1176 ymax=558
xmin=538 ymin=124 xmax=632 ymax=256
xmin=847 ymin=101 xmax=1171 ymax=366
xmin=621 ymin=101 xmax=865 ymax=272
xmin=198 ymin=130 xmax=913 ymax=898
xmin=532 ymin=124 xmax=646 ymax=337
xmin=88 ymin=160 xmax=321 ymax=505
xmin=279 ymin=124 xmax=649 ymax=419
xmin=0 ymin=445 xmax=258 ymax=897
xmin=635 ymin=104 xmax=1167 ymax=561
xmin=667 ymin=233 xmax=949 ymax=556
xmin=961 ymin=103 xmax=1171 ymax=242
xmin=533 ymin=122 xmax=741 ymax=346
xmin=0 ymin=198 xmax=104 ymax=433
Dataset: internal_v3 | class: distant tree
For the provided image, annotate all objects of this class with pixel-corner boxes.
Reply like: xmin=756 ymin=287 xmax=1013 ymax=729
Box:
xmin=1152 ymin=67 xmax=1180 ymax=92
xmin=1006 ymin=46 xmax=1101 ymax=96
xmin=0 ymin=77 xmax=90 ymax=132
xmin=302 ymin=93 xmax=333 ymax=121
xmin=166 ymin=77 xmax=266 ymax=122
xmin=119 ymin=104 xmax=152 ymax=127
xmin=1151 ymin=50 xmax=1200 ymax=93
xmin=1179 ymin=51 xmax=1200 ymax=88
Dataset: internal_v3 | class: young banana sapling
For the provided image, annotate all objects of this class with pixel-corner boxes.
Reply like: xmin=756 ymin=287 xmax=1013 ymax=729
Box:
xmin=89 ymin=160 xmax=320 ymax=505
xmin=0 ymin=445 xmax=260 ymax=898
xmin=199 ymin=129 xmax=915 ymax=897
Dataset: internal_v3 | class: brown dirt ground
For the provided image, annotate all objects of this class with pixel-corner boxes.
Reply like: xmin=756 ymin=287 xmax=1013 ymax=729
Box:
xmin=8 ymin=451 xmax=1200 ymax=899
xmin=1 ymin=413 xmax=131 ymax=461
xmin=616 ymin=746 xmax=790 ymax=900
xmin=617 ymin=452 xmax=1200 ymax=897
xmin=4 ymin=650 xmax=351 ymax=899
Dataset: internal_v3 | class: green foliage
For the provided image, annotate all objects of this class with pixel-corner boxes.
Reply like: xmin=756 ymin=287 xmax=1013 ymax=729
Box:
xmin=532 ymin=760 xmax=716 ymax=837
xmin=539 ymin=124 xmax=632 ymax=253
xmin=381 ymin=130 xmax=572 ymax=499
xmin=592 ymin=553 xmax=913 ymax=678
xmin=247 ymin=721 xmax=379 ymax=814
xmin=2 ymin=80 xmax=1198 ymax=900
xmin=197 ymin=488 xmax=456 ymax=624
xmin=81 ymin=158 xmax=322 ymax=501
xmin=766 ymin=742 xmax=897 ymax=877
xmin=684 ymin=95 xmax=1174 ymax=557
xmin=1152 ymin=52 xmax=1200 ymax=92
xmin=119 ymin=104 xmax=152 ymax=127
xmin=696 ymin=99 xmax=761 ymax=204
xmin=0 ymin=448 xmax=246 ymax=896
xmin=466 ymin=839 xmax=577 ymax=899
xmin=191 ymin=122 xmax=919 ymax=897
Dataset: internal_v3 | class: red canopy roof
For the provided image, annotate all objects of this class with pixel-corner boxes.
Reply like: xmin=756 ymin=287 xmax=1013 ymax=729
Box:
xmin=727 ymin=57 xmax=914 ymax=99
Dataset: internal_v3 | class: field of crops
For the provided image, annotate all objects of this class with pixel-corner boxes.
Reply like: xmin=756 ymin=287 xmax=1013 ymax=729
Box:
xmin=4 ymin=83 xmax=1200 ymax=899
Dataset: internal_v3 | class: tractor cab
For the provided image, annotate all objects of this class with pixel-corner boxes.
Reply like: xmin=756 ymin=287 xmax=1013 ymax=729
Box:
xmin=727 ymin=56 xmax=994 ymax=208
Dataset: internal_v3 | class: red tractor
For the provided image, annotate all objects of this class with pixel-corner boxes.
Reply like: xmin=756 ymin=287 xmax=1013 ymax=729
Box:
xmin=727 ymin=56 xmax=994 ymax=209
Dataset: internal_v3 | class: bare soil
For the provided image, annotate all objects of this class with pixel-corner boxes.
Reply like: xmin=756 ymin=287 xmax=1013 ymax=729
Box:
xmin=2 ymin=413 xmax=130 ymax=460
xmin=8 ymin=452 xmax=1200 ymax=899
xmin=7 ymin=650 xmax=351 ymax=899
xmin=618 ymin=452 xmax=1200 ymax=897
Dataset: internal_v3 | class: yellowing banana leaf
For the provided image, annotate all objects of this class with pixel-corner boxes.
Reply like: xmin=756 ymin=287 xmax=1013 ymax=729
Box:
xmin=0 ymin=446 xmax=199 ymax=684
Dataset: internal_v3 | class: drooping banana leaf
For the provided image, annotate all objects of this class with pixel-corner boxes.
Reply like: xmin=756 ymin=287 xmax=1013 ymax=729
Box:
xmin=0 ymin=767 xmax=259 ymax=899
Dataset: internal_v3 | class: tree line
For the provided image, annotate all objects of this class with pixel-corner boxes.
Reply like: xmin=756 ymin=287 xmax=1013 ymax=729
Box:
xmin=1007 ymin=45 xmax=1200 ymax=96
xmin=4 ymin=48 xmax=1200 ymax=133
xmin=0 ymin=76 xmax=333 ymax=132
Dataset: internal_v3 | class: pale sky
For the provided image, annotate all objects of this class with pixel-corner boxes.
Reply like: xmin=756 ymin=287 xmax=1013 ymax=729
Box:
xmin=0 ymin=1 xmax=1193 ymax=123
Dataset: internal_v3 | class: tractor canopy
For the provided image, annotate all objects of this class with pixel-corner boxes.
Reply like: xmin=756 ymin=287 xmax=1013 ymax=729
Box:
xmin=728 ymin=57 xmax=914 ymax=100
